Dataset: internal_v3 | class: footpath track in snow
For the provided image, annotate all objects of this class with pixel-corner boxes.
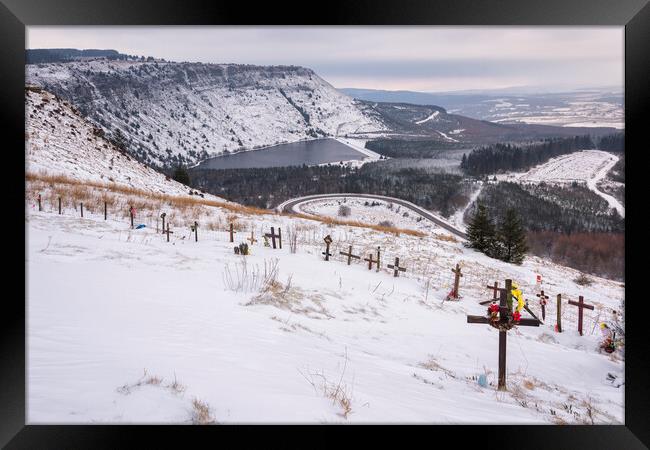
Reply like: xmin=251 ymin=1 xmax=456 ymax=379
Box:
xmin=586 ymin=154 xmax=625 ymax=218
xmin=278 ymin=193 xmax=468 ymax=240
xmin=516 ymin=150 xmax=624 ymax=218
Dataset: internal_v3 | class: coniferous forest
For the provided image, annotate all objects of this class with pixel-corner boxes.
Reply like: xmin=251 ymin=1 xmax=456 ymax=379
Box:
xmin=189 ymin=161 xmax=474 ymax=217
xmin=460 ymin=135 xmax=594 ymax=176
xmin=597 ymin=132 xmax=625 ymax=152
xmin=365 ymin=138 xmax=469 ymax=158
xmin=464 ymin=182 xmax=624 ymax=279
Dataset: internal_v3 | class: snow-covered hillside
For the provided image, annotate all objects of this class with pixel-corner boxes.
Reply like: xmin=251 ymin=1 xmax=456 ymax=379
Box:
xmin=26 ymin=60 xmax=386 ymax=167
xmin=25 ymin=87 xmax=224 ymax=201
xmin=496 ymin=150 xmax=624 ymax=217
xmin=26 ymin=183 xmax=624 ymax=424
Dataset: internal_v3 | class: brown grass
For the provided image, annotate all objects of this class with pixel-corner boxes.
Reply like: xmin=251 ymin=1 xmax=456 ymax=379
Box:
xmin=191 ymin=398 xmax=216 ymax=424
xmin=27 ymin=171 xmax=427 ymax=238
xmin=287 ymin=212 xmax=427 ymax=238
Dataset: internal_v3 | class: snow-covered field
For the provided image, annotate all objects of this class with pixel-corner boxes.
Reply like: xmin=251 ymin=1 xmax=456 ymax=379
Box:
xmin=26 ymin=193 xmax=625 ymax=424
xmin=296 ymin=198 xmax=434 ymax=233
xmin=496 ymin=150 xmax=624 ymax=217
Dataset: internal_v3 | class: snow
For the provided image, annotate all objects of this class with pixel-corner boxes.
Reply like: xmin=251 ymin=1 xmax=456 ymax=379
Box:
xmin=25 ymin=89 xmax=224 ymax=201
xmin=436 ymin=130 xmax=459 ymax=143
xmin=26 ymin=191 xmax=625 ymax=424
xmin=26 ymin=61 xmax=387 ymax=167
xmin=505 ymin=150 xmax=624 ymax=218
xmin=415 ymin=110 xmax=440 ymax=125
xmin=295 ymin=198 xmax=436 ymax=234
xmin=449 ymin=183 xmax=483 ymax=231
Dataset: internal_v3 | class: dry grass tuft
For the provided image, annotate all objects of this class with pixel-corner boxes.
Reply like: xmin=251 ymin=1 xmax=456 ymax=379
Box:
xmin=298 ymin=348 xmax=354 ymax=419
xmin=191 ymin=398 xmax=216 ymax=424
xmin=433 ymin=233 xmax=458 ymax=242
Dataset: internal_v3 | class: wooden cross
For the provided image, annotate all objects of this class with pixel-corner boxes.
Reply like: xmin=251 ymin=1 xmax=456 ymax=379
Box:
xmin=536 ymin=290 xmax=550 ymax=321
xmin=277 ymin=228 xmax=282 ymax=249
xmin=160 ymin=213 xmax=166 ymax=234
xmin=191 ymin=221 xmax=198 ymax=242
xmin=228 ymin=223 xmax=237 ymax=243
xmin=363 ymin=252 xmax=379 ymax=271
xmin=265 ymin=227 xmax=280 ymax=249
xmin=322 ymin=235 xmax=333 ymax=261
xmin=387 ymin=257 xmax=406 ymax=277
xmin=556 ymin=294 xmax=562 ymax=333
xmin=467 ymin=279 xmax=540 ymax=390
xmin=480 ymin=281 xmax=500 ymax=305
xmin=339 ymin=245 xmax=360 ymax=265
xmin=568 ymin=295 xmax=594 ymax=336
xmin=450 ymin=263 xmax=463 ymax=299
xmin=165 ymin=223 xmax=174 ymax=242
xmin=80 ymin=202 xmax=84 ymax=217
xmin=247 ymin=231 xmax=257 ymax=246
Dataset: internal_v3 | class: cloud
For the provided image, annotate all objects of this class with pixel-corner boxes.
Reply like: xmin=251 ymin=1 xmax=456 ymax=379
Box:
xmin=27 ymin=26 xmax=623 ymax=92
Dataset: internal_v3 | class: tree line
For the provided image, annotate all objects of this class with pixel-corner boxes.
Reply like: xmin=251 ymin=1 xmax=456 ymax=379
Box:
xmin=460 ymin=135 xmax=595 ymax=176
xmin=189 ymin=161 xmax=474 ymax=217
xmin=466 ymin=182 xmax=624 ymax=234
xmin=597 ymin=133 xmax=624 ymax=153
xmin=365 ymin=138 xmax=469 ymax=159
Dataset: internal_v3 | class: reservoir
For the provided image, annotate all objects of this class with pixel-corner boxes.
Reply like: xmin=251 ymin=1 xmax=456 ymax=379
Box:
xmin=195 ymin=138 xmax=366 ymax=169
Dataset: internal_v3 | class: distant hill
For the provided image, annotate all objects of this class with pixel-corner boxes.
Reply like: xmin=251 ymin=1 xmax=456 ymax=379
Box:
xmin=341 ymin=87 xmax=624 ymax=129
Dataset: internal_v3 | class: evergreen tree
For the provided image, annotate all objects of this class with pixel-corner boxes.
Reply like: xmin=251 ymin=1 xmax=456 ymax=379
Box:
xmin=465 ymin=203 xmax=496 ymax=255
xmin=496 ymin=208 xmax=528 ymax=264
xmin=172 ymin=166 xmax=191 ymax=186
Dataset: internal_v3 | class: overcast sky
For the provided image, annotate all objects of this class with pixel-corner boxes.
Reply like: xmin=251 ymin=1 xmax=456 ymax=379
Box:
xmin=27 ymin=26 xmax=624 ymax=92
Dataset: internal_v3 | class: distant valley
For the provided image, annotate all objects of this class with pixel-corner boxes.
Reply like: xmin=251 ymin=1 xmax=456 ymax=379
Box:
xmin=342 ymin=87 xmax=624 ymax=129
xmin=26 ymin=49 xmax=618 ymax=169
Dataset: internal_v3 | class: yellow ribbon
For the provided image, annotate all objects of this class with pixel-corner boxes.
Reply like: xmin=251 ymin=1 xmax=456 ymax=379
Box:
xmin=511 ymin=281 xmax=525 ymax=313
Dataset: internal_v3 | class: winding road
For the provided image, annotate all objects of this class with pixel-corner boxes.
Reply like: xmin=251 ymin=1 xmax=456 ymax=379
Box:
xmin=277 ymin=193 xmax=468 ymax=240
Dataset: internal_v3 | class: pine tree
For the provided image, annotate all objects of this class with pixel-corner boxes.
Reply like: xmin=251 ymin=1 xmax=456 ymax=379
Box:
xmin=465 ymin=203 xmax=496 ymax=255
xmin=496 ymin=208 xmax=528 ymax=264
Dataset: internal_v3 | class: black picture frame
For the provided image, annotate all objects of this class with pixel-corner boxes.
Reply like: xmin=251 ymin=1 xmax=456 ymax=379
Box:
xmin=2 ymin=0 xmax=647 ymax=447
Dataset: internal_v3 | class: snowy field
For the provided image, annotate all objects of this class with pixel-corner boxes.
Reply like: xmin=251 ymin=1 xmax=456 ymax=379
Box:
xmin=296 ymin=198 xmax=434 ymax=234
xmin=26 ymin=193 xmax=624 ymax=424
xmin=496 ymin=150 xmax=624 ymax=217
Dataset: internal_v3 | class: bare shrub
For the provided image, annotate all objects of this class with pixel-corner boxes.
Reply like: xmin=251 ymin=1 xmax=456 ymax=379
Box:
xmin=286 ymin=226 xmax=299 ymax=254
xmin=338 ymin=205 xmax=351 ymax=217
xmin=574 ymin=273 xmax=593 ymax=286
xmin=378 ymin=220 xmax=394 ymax=228
xmin=222 ymin=258 xmax=279 ymax=293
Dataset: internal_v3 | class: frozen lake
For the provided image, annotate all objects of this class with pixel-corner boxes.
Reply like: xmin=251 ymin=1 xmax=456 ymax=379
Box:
xmin=196 ymin=138 xmax=366 ymax=169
